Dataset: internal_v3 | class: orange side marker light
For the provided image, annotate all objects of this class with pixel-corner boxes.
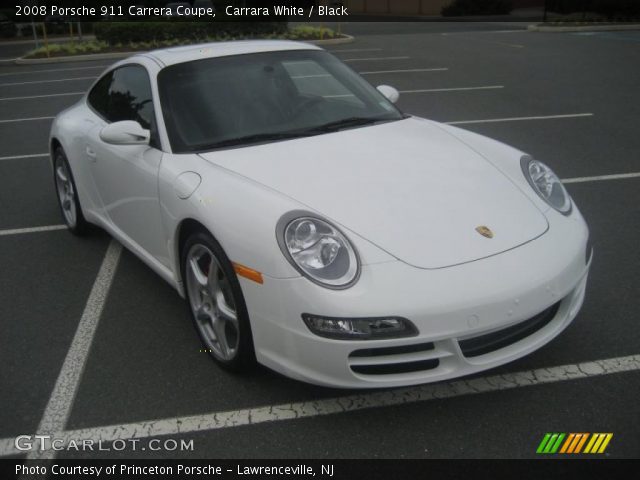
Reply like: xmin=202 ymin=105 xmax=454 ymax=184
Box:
xmin=233 ymin=263 xmax=264 ymax=284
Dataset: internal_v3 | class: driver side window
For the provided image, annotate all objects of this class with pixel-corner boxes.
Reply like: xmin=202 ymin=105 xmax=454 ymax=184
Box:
xmin=88 ymin=66 xmax=154 ymax=129
xmin=107 ymin=66 xmax=154 ymax=130
xmin=88 ymin=65 xmax=158 ymax=147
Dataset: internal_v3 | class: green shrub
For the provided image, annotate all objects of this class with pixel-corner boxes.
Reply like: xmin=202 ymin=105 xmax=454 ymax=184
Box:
xmin=546 ymin=0 xmax=640 ymax=18
xmin=442 ymin=0 xmax=513 ymax=16
xmin=25 ymin=23 xmax=338 ymax=59
xmin=26 ymin=41 xmax=108 ymax=58
xmin=94 ymin=21 xmax=288 ymax=45
xmin=286 ymin=26 xmax=336 ymax=40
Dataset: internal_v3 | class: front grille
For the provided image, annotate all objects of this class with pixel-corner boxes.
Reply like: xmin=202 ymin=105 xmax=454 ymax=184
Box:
xmin=349 ymin=342 xmax=443 ymax=376
xmin=350 ymin=342 xmax=435 ymax=358
xmin=459 ymin=302 xmax=561 ymax=358
xmin=351 ymin=359 xmax=440 ymax=375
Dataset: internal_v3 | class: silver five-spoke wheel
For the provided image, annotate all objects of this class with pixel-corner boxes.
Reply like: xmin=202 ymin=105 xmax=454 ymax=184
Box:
xmin=185 ymin=243 xmax=240 ymax=361
xmin=55 ymin=157 xmax=77 ymax=228
xmin=53 ymin=147 xmax=88 ymax=235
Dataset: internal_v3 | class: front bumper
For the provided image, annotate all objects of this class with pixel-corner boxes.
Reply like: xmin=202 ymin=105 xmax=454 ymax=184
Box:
xmin=240 ymin=209 xmax=591 ymax=388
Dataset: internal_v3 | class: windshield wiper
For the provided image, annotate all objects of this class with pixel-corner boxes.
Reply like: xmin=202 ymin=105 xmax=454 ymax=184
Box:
xmin=307 ymin=116 xmax=390 ymax=133
xmin=194 ymin=117 xmax=393 ymax=151
xmin=198 ymin=131 xmax=319 ymax=150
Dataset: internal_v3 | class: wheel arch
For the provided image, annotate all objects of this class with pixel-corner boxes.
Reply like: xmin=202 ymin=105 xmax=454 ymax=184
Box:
xmin=174 ymin=217 xmax=216 ymax=294
xmin=50 ymin=137 xmax=62 ymax=169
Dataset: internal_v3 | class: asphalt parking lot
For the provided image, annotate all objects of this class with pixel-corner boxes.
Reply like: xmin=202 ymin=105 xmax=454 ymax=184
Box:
xmin=1 ymin=23 xmax=639 ymax=460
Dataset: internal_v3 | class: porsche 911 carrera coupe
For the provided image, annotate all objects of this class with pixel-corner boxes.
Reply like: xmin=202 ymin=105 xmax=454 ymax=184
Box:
xmin=50 ymin=40 xmax=592 ymax=388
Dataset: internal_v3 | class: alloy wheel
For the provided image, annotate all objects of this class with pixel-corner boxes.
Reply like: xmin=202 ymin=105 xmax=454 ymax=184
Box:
xmin=54 ymin=156 xmax=77 ymax=228
xmin=185 ymin=243 xmax=240 ymax=361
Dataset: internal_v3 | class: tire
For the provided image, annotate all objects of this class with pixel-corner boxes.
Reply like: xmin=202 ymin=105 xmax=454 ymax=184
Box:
xmin=181 ymin=230 xmax=256 ymax=372
xmin=53 ymin=147 xmax=89 ymax=236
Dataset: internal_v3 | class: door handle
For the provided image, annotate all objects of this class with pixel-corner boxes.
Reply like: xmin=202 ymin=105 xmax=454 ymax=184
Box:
xmin=86 ymin=147 xmax=97 ymax=161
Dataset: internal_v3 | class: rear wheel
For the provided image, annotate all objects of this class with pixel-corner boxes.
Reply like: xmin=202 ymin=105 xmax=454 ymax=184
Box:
xmin=53 ymin=147 xmax=89 ymax=235
xmin=182 ymin=231 xmax=256 ymax=372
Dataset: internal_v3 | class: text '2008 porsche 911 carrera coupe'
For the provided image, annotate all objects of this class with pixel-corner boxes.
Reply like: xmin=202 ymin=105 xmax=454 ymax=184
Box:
xmin=50 ymin=40 xmax=591 ymax=388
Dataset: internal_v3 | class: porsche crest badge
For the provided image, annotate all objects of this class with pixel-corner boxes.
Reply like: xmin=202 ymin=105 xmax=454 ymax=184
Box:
xmin=475 ymin=226 xmax=494 ymax=239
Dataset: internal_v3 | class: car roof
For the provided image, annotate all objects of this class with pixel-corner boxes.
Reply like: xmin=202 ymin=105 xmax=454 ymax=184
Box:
xmin=135 ymin=40 xmax=322 ymax=68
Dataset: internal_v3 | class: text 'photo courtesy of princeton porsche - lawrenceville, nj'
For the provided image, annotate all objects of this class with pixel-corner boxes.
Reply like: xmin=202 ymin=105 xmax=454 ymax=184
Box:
xmin=0 ymin=0 xmax=638 ymax=478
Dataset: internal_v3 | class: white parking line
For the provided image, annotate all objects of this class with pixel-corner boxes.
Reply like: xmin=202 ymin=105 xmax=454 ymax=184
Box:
xmin=0 ymin=65 xmax=448 ymax=84
xmin=447 ymin=113 xmax=594 ymax=125
xmin=563 ymin=172 xmax=640 ymax=184
xmin=0 ymin=225 xmax=66 ymax=236
xmin=0 ymin=92 xmax=84 ymax=102
xmin=294 ymin=68 xmax=448 ymax=79
xmin=360 ymin=67 xmax=448 ymax=75
xmin=0 ymin=153 xmax=49 ymax=161
xmin=441 ymin=30 xmax=528 ymax=35
xmin=0 ymin=65 xmax=108 ymax=78
xmin=0 ymin=353 xmax=637 ymax=457
xmin=402 ymin=85 xmax=504 ymax=93
xmin=0 ymin=76 xmax=96 ymax=87
xmin=441 ymin=33 xmax=525 ymax=49
xmin=291 ymin=74 xmax=331 ymax=79
xmin=343 ymin=56 xmax=410 ymax=62
xmin=328 ymin=48 xmax=383 ymax=53
xmin=326 ymin=86 xmax=505 ymax=97
xmin=0 ymin=113 xmax=592 ymax=127
xmin=0 ymin=116 xmax=54 ymax=124
xmin=26 ymin=240 xmax=122 ymax=460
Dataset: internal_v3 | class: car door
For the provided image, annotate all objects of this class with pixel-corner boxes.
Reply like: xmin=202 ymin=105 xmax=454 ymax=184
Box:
xmin=86 ymin=65 xmax=168 ymax=264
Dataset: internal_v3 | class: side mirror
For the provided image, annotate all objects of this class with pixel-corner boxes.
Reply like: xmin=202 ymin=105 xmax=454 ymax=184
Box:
xmin=100 ymin=121 xmax=150 ymax=146
xmin=376 ymin=85 xmax=400 ymax=104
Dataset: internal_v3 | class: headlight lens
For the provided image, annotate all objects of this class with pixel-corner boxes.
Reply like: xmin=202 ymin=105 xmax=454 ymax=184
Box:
xmin=521 ymin=157 xmax=572 ymax=215
xmin=278 ymin=214 xmax=360 ymax=288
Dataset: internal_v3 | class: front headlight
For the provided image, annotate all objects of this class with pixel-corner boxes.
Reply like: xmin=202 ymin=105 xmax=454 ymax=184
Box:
xmin=521 ymin=156 xmax=572 ymax=215
xmin=277 ymin=212 xmax=360 ymax=288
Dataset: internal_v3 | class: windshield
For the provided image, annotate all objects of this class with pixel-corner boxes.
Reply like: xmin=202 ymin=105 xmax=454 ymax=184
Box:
xmin=157 ymin=49 xmax=404 ymax=153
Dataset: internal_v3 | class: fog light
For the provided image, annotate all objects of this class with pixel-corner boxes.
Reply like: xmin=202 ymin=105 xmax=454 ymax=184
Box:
xmin=302 ymin=314 xmax=418 ymax=340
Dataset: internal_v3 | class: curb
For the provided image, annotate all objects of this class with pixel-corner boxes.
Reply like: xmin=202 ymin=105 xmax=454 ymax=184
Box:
xmin=14 ymin=35 xmax=355 ymax=64
xmin=528 ymin=23 xmax=640 ymax=32
xmin=307 ymin=34 xmax=354 ymax=46
xmin=0 ymin=35 xmax=97 ymax=46
xmin=15 ymin=51 xmax=138 ymax=64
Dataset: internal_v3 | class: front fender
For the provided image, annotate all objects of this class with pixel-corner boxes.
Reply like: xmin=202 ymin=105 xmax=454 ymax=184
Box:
xmin=158 ymin=154 xmax=396 ymax=288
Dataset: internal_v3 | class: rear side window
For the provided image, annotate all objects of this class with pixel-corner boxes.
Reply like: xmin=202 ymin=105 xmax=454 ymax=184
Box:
xmin=87 ymin=65 xmax=154 ymax=130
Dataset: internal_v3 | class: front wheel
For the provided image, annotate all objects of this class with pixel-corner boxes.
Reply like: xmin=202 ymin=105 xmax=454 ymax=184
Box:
xmin=53 ymin=147 xmax=89 ymax=235
xmin=182 ymin=231 xmax=256 ymax=372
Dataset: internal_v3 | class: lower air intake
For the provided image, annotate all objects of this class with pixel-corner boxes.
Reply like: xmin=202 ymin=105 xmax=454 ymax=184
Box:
xmin=459 ymin=301 xmax=561 ymax=358
xmin=348 ymin=342 xmax=440 ymax=375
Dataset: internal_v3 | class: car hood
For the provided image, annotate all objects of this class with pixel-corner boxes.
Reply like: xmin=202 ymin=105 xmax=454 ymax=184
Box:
xmin=199 ymin=117 xmax=548 ymax=269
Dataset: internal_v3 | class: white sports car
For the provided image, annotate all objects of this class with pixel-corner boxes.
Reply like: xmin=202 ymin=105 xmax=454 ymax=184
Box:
xmin=50 ymin=41 xmax=591 ymax=388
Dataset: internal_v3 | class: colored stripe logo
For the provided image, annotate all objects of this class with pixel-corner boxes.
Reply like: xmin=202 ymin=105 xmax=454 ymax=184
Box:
xmin=537 ymin=433 xmax=612 ymax=454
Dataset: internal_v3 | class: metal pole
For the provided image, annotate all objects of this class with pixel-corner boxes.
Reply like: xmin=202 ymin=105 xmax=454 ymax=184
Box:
xmin=41 ymin=22 xmax=49 ymax=58
xmin=31 ymin=18 xmax=39 ymax=48
xmin=77 ymin=22 xmax=83 ymax=41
